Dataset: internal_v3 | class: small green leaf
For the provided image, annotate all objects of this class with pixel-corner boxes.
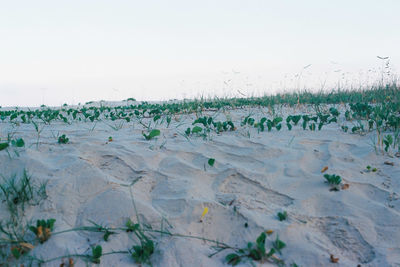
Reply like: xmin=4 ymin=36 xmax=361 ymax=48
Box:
xmin=11 ymin=247 xmax=21 ymax=259
xmin=208 ymin=158 xmax=215 ymax=167
xmin=192 ymin=126 xmax=202 ymax=134
xmin=143 ymin=129 xmax=161 ymax=140
xmin=11 ymin=138 xmax=25 ymax=147
xmin=226 ymin=253 xmax=241 ymax=266
xmin=92 ymin=245 xmax=102 ymax=259
xmin=277 ymin=211 xmax=288 ymax=221
xmin=0 ymin=142 xmax=9 ymax=151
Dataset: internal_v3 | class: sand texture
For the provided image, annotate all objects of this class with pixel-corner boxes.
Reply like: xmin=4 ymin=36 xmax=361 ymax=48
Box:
xmin=1 ymin=104 xmax=399 ymax=267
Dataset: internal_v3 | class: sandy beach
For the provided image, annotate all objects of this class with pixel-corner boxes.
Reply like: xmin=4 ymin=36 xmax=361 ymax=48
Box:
xmin=0 ymin=100 xmax=399 ymax=267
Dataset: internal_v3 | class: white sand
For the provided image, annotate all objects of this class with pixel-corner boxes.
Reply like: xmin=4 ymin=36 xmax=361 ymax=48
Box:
xmin=1 ymin=103 xmax=399 ymax=266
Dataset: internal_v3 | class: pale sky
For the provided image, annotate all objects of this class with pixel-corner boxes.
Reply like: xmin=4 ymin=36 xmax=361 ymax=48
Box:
xmin=1 ymin=0 xmax=399 ymax=107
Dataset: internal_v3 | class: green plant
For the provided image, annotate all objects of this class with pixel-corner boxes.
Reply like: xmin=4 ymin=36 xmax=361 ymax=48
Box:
xmin=143 ymin=129 xmax=161 ymax=140
xmin=91 ymin=220 xmax=118 ymax=241
xmin=277 ymin=211 xmax=287 ymax=221
xmin=58 ymin=134 xmax=69 ymax=144
xmin=29 ymin=219 xmax=56 ymax=243
xmin=125 ymin=219 xmax=155 ymax=265
xmin=225 ymin=232 xmax=285 ymax=266
xmin=11 ymin=138 xmax=25 ymax=148
xmin=208 ymin=158 xmax=215 ymax=167
xmin=323 ymin=174 xmax=342 ymax=191
xmin=0 ymin=170 xmax=48 ymax=221
xmin=0 ymin=142 xmax=9 ymax=151
xmin=383 ymin=134 xmax=393 ymax=152
xmin=90 ymin=245 xmax=103 ymax=264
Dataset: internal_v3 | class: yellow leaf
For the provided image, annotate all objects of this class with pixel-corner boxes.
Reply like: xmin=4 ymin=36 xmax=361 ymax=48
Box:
xmin=201 ymin=207 xmax=209 ymax=218
xmin=265 ymin=230 xmax=274 ymax=235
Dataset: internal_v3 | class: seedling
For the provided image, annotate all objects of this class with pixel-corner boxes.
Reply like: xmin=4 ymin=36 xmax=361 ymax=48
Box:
xmin=58 ymin=134 xmax=69 ymax=144
xmin=11 ymin=138 xmax=25 ymax=148
xmin=225 ymin=232 xmax=285 ymax=266
xmin=366 ymin=166 xmax=378 ymax=172
xmin=0 ymin=170 xmax=48 ymax=221
xmin=90 ymin=245 xmax=102 ymax=264
xmin=86 ymin=220 xmax=118 ymax=241
xmin=323 ymin=174 xmax=342 ymax=191
xmin=125 ymin=219 xmax=155 ymax=265
xmin=277 ymin=211 xmax=288 ymax=221
xmin=191 ymin=126 xmax=203 ymax=134
xmin=272 ymin=235 xmax=286 ymax=255
xmin=208 ymin=158 xmax=215 ymax=167
xmin=29 ymin=219 xmax=56 ymax=243
xmin=130 ymin=239 xmax=154 ymax=265
xmin=383 ymin=134 xmax=393 ymax=152
xmin=143 ymin=129 xmax=160 ymax=140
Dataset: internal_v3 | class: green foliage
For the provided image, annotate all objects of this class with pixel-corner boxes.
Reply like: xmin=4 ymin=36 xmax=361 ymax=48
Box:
xmin=131 ymin=239 xmax=155 ymax=265
xmin=0 ymin=170 xmax=48 ymax=221
xmin=191 ymin=126 xmax=203 ymax=134
xmin=125 ymin=219 xmax=155 ymax=265
xmin=277 ymin=211 xmax=288 ymax=221
xmin=366 ymin=165 xmax=378 ymax=172
xmin=0 ymin=142 xmax=9 ymax=151
xmin=323 ymin=174 xmax=342 ymax=185
xmin=90 ymin=245 xmax=103 ymax=264
xmin=323 ymin=173 xmax=342 ymax=191
xmin=272 ymin=235 xmax=286 ymax=255
xmin=383 ymin=134 xmax=393 ymax=152
xmin=87 ymin=220 xmax=118 ymax=241
xmin=58 ymin=134 xmax=69 ymax=144
xmin=143 ymin=129 xmax=161 ymax=140
xmin=11 ymin=138 xmax=25 ymax=148
xmin=29 ymin=218 xmax=56 ymax=243
xmin=208 ymin=158 xmax=215 ymax=167
xmin=225 ymin=232 xmax=285 ymax=266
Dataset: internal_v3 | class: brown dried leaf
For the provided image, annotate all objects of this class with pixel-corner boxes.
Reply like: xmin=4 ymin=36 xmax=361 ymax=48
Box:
xmin=341 ymin=184 xmax=350 ymax=190
xmin=19 ymin=242 xmax=35 ymax=250
xmin=330 ymin=254 xmax=339 ymax=263
xmin=384 ymin=161 xmax=394 ymax=166
xmin=321 ymin=166 xmax=329 ymax=173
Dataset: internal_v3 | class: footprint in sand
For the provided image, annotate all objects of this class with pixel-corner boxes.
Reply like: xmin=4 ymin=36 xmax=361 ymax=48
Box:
xmin=214 ymin=169 xmax=293 ymax=212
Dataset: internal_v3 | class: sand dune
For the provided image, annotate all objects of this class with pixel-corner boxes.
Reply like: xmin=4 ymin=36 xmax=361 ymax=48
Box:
xmin=0 ymin=104 xmax=399 ymax=266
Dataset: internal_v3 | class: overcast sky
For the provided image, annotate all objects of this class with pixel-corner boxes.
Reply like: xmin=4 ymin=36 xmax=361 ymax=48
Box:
xmin=1 ymin=0 xmax=399 ymax=107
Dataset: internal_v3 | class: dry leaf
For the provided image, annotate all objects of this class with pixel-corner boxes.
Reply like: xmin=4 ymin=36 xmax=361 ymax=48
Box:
xmin=384 ymin=161 xmax=394 ymax=166
xmin=19 ymin=242 xmax=34 ymax=250
xmin=69 ymin=258 xmax=74 ymax=267
xmin=37 ymin=226 xmax=44 ymax=240
xmin=265 ymin=229 xmax=274 ymax=235
xmin=341 ymin=184 xmax=350 ymax=190
xmin=321 ymin=166 xmax=329 ymax=173
xmin=330 ymin=254 xmax=339 ymax=263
